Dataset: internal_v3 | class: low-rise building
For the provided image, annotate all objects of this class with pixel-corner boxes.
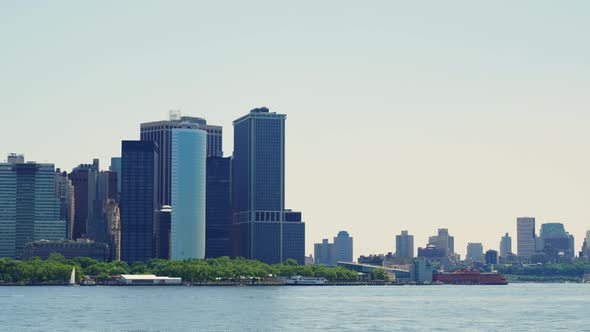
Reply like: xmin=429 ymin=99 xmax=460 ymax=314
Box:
xmin=23 ymin=239 xmax=110 ymax=261
xmin=118 ymin=274 xmax=182 ymax=285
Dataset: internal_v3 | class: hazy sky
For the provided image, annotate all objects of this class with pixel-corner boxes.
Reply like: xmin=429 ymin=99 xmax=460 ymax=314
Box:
xmin=2 ymin=1 xmax=589 ymax=258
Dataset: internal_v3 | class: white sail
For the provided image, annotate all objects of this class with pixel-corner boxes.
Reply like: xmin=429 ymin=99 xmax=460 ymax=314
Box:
xmin=69 ymin=267 xmax=76 ymax=285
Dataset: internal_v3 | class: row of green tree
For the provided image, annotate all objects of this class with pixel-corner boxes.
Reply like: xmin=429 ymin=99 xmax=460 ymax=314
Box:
xmin=496 ymin=263 xmax=590 ymax=278
xmin=0 ymin=254 xmax=361 ymax=285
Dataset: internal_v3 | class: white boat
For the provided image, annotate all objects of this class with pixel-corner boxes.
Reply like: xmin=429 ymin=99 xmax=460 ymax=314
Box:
xmin=69 ymin=267 xmax=76 ymax=286
xmin=285 ymin=276 xmax=327 ymax=285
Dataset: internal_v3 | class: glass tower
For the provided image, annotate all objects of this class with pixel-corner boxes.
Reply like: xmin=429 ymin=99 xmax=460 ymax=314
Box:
xmin=140 ymin=114 xmax=222 ymax=207
xmin=120 ymin=141 xmax=159 ymax=263
xmin=232 ymin=107 xmax=305 ymax=264
xmin=171 ymin=129 xmax=206 ymax=260
xmin=205 ymin=156 xmax=231 ymax=258
xmin=0 ymin=157 xmax=65 ymax=259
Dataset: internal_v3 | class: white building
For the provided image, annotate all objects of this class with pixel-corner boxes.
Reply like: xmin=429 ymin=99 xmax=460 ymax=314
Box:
xmin=118 ymin=274 xmax=182 ymax=285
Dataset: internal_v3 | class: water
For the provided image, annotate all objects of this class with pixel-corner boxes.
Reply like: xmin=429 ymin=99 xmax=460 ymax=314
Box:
xmin=0 ymin=284 xmax=587 ymax=331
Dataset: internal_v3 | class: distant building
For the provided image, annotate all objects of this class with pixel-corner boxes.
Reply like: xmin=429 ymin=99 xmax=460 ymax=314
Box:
xmin=314 ymin=239 xmax=335 ymax=266
xmin=0 ymin=155 xmax=66 ymax=259
xmin=120 ymin=141 xmax=159 ymax=263
xmin=466 ymin=243 xmax=484 ymax=262
xmin=68 ymin=159 xmax=99 ymax=239
xmin=171 ymin=128 xmax=207 ymax=260
xmin=157 ymin=206 xmax=171 ymax=260
xmin=23 ymin=239 xmax=110 ymax=261
xmin=140 ymin=112 xmax=222 ymax=207
xmin=86 ymin=170 xmax=118 ymax=245
xmin=55 ymin=169 xmax=75 ymax=240
xmin=118 ymin=274 xmax=182 ymax=285
xmin=231 ymin=107 xmax=305 ymax=264
xmin=539 ymin=223 xmax=574 ymax=262
xmin=106 ymin=199 xmax=120 ymax=261
xmin=499 ymin=233 xmax=512 ymax=258
xmin=334 ymin=231 xmax=353 ymax=263
xmin=357 ymin=253 xmax=395 ymax=266
xmin=109 ymin=157 xmax=122 ymax=195
xmin=205 ymin=157 xmax=231 ymax=258
xmin=395 ymin=230 xmax=414 ymax=259
xmin=417 ymin=245 xmax=446 ymax=259
xmin=485 ymin=250 xmax=498 ymax=265
xmin=517 ymin=217 xmax=536 ymax=260
xmin=428 ymin=228 xmax=454 ymax=254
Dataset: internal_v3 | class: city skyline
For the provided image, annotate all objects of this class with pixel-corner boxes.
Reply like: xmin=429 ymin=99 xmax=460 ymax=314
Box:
xmin=2 ymin=1 xmax=590 ymax=258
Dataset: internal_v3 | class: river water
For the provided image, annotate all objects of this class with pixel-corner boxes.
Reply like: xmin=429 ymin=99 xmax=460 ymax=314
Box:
xmin=0 ymin=283 xmax=587 ymax=331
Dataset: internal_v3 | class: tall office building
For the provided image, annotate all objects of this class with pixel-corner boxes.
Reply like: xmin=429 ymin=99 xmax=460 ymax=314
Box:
xmin=395 ymin=230 xmax=414 ymax=259
xmin=314 ymin=239 xmax=335 ymax=266
xmin=334 ymin=231 xmax=353 ymax=263
xmin=86 ymin=170 xmax=118 ymax=245
xmin=428 ymin=228 xmax=454 ymax=254
xmin=206 ymin=157 xmax=231 ymax=258
xmin=120 ymin=141 xmax=159 ymax=263
xmin=55 ymin=169 xmax=75 ymax=240
xmin=517 ymin=217 xmax=536 ymax=259
xmin=68 ymin=159 xmax=99 ymax=239
xmin=140 ymin=112 xmax=222 ymax=206
xmin=232 ymin=107 xmax=305 ymax=264
xmin=171 ymin=129 xmax=207 ymax=260
xmin=539 ymin=223 xmax=574 ymax=262
xmin=499 ymin=233 xmax=512 ymax=258
xmin=485 ymin=250 xmax=498 ymax=265
xmin=0 ymin=155 xmax=66 ymax=258
xmin=466 ymin=243 xmax=484 ymax=261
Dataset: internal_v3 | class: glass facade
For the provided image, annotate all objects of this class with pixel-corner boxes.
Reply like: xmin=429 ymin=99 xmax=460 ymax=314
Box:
xmin=231 ymin=108 xmax=305 ymax=264
xmin=120 ymin=141 xmax=159 ymax=263
xmin=334 ymin=231 xmax=353 ymax=263
xmin=0 ymin=160 xmax=65 ymax=259
xmin=140 ymin=117 xmax=222 ymax=207
xmin=206 ymin=157 xmax=231 ymax=258
xmin=171 ymin=129 xmax=206 ymax=260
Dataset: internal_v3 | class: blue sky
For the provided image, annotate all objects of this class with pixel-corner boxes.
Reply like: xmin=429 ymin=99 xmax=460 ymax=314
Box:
xmin=1 ymin=1 xmax=589 ymax=257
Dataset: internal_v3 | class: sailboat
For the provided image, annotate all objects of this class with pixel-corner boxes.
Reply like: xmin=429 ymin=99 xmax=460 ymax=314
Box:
xmin=69 ymin=267 xmax=77 ymax=286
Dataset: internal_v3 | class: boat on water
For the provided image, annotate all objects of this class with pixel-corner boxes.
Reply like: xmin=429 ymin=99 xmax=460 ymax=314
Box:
xmin=285 ymin=276 xmax=327 ymax=285
xmin=69 ymin=267 xmax=77 ymax=287
xmin=433 ymin=270 xmax=508 ymax=285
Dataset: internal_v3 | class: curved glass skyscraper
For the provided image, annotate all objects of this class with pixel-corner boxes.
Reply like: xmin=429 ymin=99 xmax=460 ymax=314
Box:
xmin=171 ymin=128 xmax=206 ymax=260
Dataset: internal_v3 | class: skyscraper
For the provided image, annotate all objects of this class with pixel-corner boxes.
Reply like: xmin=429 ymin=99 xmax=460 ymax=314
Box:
xmin=171 ymin=128 xmax=206 ymax=260
xmin=68 ymin=159 xmax=99 ymax=239
xmin=334 ymin=231 xmax=353 ymax=263
xmin=466 ymin=243 xmax=484 ymax=261
xmin=428 ymin=228 xmax=454 ymax=254
xmin=314 ymin=239 xmax=335 ymax=266
xmin=395 ymin=230 xmax=414 ymax=259
xmin=0 ymin=155 xmax=66 ymax=258
xmin=232 ymin=107 xmax=305 ymax=264
xmin=539 ymin=222 xmax=574 ymax=262
xmin=120 ymin=141 xmax=159 ymax=263
xmin=140 ymin=113 xmax=222 ymax=207
xmin=500 ymin=232 xmax=512 ymax=258
xmin=54 ymin=169 xmax=75 ymax=240
xmin=517 ymin=217 xmax=536 ymax=260
xmin=205 ymin=156 xmax=231 ymax=258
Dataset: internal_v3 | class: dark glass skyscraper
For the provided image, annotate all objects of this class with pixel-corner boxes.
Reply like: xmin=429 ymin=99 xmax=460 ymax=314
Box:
xmin=232 ymin=107 xmax=305 ymax=264
xmin=206 ymin=157 xmax=231 ymax=258
xmin=120 ymin=141 xmax=159 ymax=263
